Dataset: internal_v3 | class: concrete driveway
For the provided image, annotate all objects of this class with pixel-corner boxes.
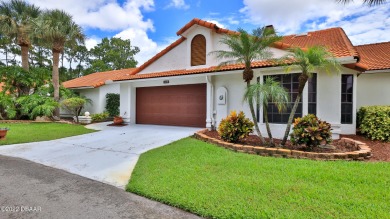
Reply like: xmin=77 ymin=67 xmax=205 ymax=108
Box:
xmin=0 ymin=123 xmax=199 ymax=188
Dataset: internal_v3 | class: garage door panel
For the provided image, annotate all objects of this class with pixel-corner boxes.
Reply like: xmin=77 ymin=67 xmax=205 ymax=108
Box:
xmin=136 ymin=84 xmax=206 ymax=127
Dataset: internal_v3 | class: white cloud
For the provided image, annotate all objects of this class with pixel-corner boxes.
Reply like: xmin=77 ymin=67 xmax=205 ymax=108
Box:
xmin=205 ymin=19 xmax=226 ymax=29
xmin=115 ymin=29 xmax=178 ymax=65
xmin=240 ymin=0 xmax=390 ymax=44
xmin=26 ymin=0 xmax=163 ymax=66
xmin=204 ymin=15 xmax=240 ymax=29
xmin=165 ymin=0 xmax=190 ymax=10
xmin=28 ymin=0 xmax=154 ymax=31
xmin=85 ymin=38 xmax=100 ymax=50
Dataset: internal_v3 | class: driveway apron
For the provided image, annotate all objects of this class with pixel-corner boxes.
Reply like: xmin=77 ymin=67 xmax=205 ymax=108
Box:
xmin=0 ymin=123 xmax=200 ymax=188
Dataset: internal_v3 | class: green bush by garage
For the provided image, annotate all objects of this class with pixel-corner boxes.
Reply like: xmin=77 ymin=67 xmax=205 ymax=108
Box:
xmin=358 ymin=106 xmax=390 ymax=142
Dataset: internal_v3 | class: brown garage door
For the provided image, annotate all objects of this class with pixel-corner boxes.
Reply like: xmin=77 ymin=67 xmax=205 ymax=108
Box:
xmin=136 ymin=84 xmax=206 ymax=127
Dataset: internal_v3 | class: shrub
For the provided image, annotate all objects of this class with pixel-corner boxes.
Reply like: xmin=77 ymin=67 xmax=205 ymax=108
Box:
xmin=91 ymin=112 xmax=110 ymax=123
xmin=61 ymin=97 xmax=87 ymax=123
xmin=105 ymin=93 xmax=120 ymax=116
xmin=218 ymin=111 xmax=254 ymax=143
xmin=358 ymin=106 xmax=390 ymax=142
xmin=17 ymin=94 xmax=59 ymax=119
xmin=0 ymin=93 xmax=16 ymax=119
xmin=290 ymin=114 xmax=332 ymax=149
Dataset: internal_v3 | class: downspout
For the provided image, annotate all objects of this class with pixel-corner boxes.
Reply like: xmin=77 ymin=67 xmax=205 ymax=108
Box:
xmin=206 ymin=75 xmax=215 ymax=129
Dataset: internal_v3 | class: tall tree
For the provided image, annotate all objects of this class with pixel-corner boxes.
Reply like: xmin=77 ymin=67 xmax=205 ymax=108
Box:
xmin=40 ymin=9 xmax=85 ymax=117
xmin=279 ymin=46 xmax=341 ymax=146
xmin=74 ymin=45 xmax=88 ymax=77
xmin=244 ymin=77 xmax=289 ymax=146
xmin=338 ymin=0 xmax=387 ymax=6
xmin=211 ymin=27 xmax=281 ymax=144
xmin=29 ymin=40 xmax=51 ymax=68
xmin=87 ymin=37 xmax=139 ymax=73
xmin=0 ymin=0 xmax=40 ymax=71
xmin=0 ymin=34 xmax=20 ymax=66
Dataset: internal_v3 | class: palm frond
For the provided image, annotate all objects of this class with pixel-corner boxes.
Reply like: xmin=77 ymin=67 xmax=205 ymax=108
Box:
xmin=337 ymin=0 xmax=387 ymax=6
xmin=244 ymin=77 xmax=289 ymax=113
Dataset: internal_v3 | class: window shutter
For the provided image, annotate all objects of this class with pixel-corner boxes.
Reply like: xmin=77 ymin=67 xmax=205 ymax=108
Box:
xmin=191 ymin=35 xmax=206 ymax=66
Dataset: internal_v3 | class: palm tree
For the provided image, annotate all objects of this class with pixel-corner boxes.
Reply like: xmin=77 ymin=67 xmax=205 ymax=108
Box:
xmin=0 ymin=0 xmax=40 ymax=71
xmin=211 ymin=27 xmax=281 ymax=144
xmin=338 ymin=0 xmax=387 ymax=6
xmin=279 ymin=46 xmax=341 ymax=146
xmin=40 ymin=9 xmax=85 ymax=117
xmin=245 ymin=77 xmax=289 ymax=146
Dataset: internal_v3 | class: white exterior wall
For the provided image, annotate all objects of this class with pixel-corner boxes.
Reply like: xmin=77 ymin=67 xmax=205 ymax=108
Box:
xmin=211 ymin=67 xmax=358 ymax=138
xmin=78 ymin=88 xmax=100 ymax=114
xmin=139 ymin=42 xmax=187 ymax=74
xmin=97 ymin=84 xmax=120 ymax=114
xmin=357 ymin=72 xmax=390 ymax=109
xmin=74 ymin=84 xmax=120 ymax=115
xmin=117 ymin=24 xmax=364 ymax=137
xmin=118 ymin=67 xmax=359 ymax=137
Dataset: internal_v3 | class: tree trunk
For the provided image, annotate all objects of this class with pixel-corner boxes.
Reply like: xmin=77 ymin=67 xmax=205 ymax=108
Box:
xmin=52 ymin=50 xmax=60 ymax=118
xmin=247 ymin=81 xmax=266 ymax=144
xmin=61 ymin=51 xmax=64 ymax=68
xmin=281 ymin=73 xmax=309 ymax=146
xmin=5 ymin=49 xmax=8 ymax=67
xmin=281 ymin=94 xmax=302 ymax=146
xmin=264 ymin=106 xmax=274 ymax=146
xmin=21 ymin=45 xmax=29 ymax=71
xmin=243 ymin=66 xmax=253 ymax=82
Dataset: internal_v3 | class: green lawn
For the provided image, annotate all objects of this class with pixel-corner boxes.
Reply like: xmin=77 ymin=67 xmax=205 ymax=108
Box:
xmin=127 ymin=137 xmax=390 ymax=219
xmin=0 ymin=122 xmax=96 ymax=145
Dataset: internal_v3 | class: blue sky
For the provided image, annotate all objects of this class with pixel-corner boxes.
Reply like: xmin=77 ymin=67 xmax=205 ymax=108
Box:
xmin=27 ymin=0 xmax=390 ymax=65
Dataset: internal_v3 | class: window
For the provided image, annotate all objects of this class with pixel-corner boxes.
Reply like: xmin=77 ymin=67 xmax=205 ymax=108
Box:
xmin=257 ymin=73 xmax=317 ymax=123
xmin=341 ymin=75 xmax=353 ymax=124
xmin=191 ymin=34 xmax=206 ymax=66
xmin=308 ymin=74 xmax=317 ymax=115
xmin=263 ymin=73 xmax=302 ymax=123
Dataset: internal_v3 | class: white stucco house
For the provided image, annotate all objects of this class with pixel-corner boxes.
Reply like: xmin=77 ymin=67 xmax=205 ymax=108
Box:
xmin=62 ymin=68 xmax=135 ymax=115
xmin=63 ymin=18 xmax=390 ymax=139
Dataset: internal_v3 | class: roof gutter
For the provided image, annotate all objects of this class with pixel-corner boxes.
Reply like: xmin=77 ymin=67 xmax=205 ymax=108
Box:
xmin=105 ymin=65 xmax=293 ymax=84
xmin=362 ymin=69 xmax=390 ymax=74
xmin=336 ymin=56 xmax=357 ymax=64
xmin=68 ymin=86 xmax=95 ymax=90
xmin=105 ymin=69 xmax=244 ymax=84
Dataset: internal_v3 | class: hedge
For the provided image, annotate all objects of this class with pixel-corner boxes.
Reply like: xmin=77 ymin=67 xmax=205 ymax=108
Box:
xmin=105 ymin=93 xmax=120 ymax=116
xmin=357 ymin=106 xmax=390 ymax=142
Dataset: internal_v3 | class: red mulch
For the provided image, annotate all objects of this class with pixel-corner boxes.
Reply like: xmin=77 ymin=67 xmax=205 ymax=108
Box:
xmin=341 ymin=134 xmax=390 ymax=162
xmin=203 ymin=130 xmax=390 ymax=162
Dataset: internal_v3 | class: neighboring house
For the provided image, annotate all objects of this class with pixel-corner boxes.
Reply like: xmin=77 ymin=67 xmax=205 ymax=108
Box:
xmin=62 ymin=68 xmax=135 ymax=115
xmin=64 ymin=18 xmax=390 ymax=139
xmin=355 ymin=42 xmax=390 ymax=109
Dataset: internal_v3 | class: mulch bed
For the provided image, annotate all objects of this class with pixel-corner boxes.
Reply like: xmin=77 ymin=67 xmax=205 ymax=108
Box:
xmin=204 ymin=130 xmax=390 ymax=162
xmin=341 ymin=134 xmax=390 ymax=162
xmin=107 ymin=123 xmax=128 ymax=127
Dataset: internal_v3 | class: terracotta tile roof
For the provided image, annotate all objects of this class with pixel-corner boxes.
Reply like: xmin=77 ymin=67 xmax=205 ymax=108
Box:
xmin=85 ymin=18 xmax=384 ymax=84
xmin=176 ymin=18 xmax=357 ymax=59
xmin=136 ymin=19 xmax=358 ymax=78
xmin=63 ymin=68 xmax=136 ymax=89
xmin=112 ymin=20 xmax=364 ymax=82
xmin=113 ymin=60 xmax=287 ymax=82
xmin=355 ymin=42 xmax=390 ymax=71
xmin=176 ymin=18 xmax=238 ymax=36
xmin=130 ymin=37 xmax=186 ymax=75
xmin=275 ymin=27 xmax=359 ymax=58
